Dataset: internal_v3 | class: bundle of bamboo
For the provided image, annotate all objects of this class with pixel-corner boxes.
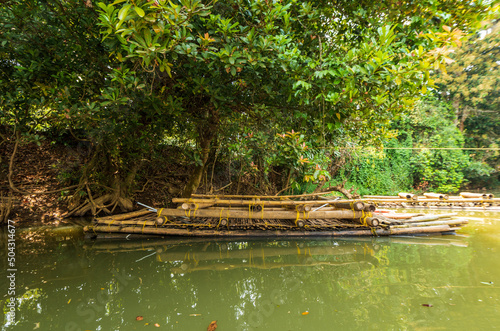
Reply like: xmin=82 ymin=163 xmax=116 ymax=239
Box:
xmin=361 ymin=192 xmax=499 ymax=210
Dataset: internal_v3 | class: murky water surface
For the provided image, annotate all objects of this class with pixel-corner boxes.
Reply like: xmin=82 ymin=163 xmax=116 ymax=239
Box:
xmin=1 ymin=209 xmax=500 ymax=330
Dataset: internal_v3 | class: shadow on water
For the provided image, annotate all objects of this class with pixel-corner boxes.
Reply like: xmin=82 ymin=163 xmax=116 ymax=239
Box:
xmin=1 ymin=210 xmax=499 ymax=331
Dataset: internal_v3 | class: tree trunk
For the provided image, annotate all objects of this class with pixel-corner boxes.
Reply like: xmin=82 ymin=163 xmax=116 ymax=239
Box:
xmin=182 ymin=135 xmax=213 ymax=198
xmin=459 ymin=106 xmax=469 ymax=133
xmin=182 ymin=109 xmax=219 ymax=198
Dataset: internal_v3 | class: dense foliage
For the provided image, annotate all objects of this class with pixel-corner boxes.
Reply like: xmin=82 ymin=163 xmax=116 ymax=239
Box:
xmin=343 ymin=19 xmax=500 ymax=195
xmin=0 ymin=0 xmax=498 ymax=218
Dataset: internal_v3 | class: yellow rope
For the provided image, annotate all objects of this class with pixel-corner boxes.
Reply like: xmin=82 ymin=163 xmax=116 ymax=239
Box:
xmin=107 ymin=219 xmax=114 ymax=231
xmin=142 ymin=220 xmax=147 ymax=233
xmin=157 ymin=208 xmax=164 ymax=217
xmin=193 ymin=203 xmax=199 ymax=217
xmin=162 ymin=215 xmax=169 ymax=226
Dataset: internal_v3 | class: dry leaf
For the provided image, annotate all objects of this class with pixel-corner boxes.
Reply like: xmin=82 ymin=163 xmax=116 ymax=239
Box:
xmin=136 ymin=316 xmax=144 ymax=321
xmin=154 ymin=323 xmax=160 ymax=327
xmin=302 ymin=311 xmax=309 ymax=315
xmin=207 ymin=320 xmax=217 ymax=331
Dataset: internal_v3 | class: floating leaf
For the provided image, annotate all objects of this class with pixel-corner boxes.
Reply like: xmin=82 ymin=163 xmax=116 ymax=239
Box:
xmin=154 ymin=323 xmax=160 ymax=327
xmin=207 ymin=320 xmax=217 ymax=331
xmin=302 ymin=311 xmax=309 ymax=315
xmin=136 ymin=316 xmax=144 ymax=321
xmin=422 ymin=304 xmax=433 ymax=307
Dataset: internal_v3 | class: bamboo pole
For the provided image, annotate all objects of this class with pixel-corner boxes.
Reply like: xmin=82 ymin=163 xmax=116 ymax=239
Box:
xmin=383 ymin=213 xmax=425 ymax=220
xmin=95 ymin=209 xmax=153 ymax=222
xmin=181 ymin=203 xmax=215 ymax=210
xmin=96 ymin=219 xmax=158 ymax=226
xmin=460 ymin=192 xmax=494 ymax=199
xmin=363 ymin=195 xmax=400 ymax=199
xmin=158 ymin=207 xmax=370 ymax=220
xmin=365 ymin=217 xmax=380 ymax=227
xmin=84 ymin=224 xmax=453 ymax=237
xmin=398 ymin=213 xmax=457 ymax=223
xmin=284 ymin=204 xmax=312 ymax=212
xmin=398 ymin=192 xmax=418 ymax=200
xmin=172 ymin=197 xmax=367 ymax=208
xmin=156 ymin=216 xmax=168 ymax=225
xmin=364 ymin=204 xmax=376 ymax=212
xmin=390 ymin=219 xmax=468 ymax=228
xmin=423 ymin=193 xmax=449 ymax=200
xmin=329 ymin=201 xmax=365 ymax=211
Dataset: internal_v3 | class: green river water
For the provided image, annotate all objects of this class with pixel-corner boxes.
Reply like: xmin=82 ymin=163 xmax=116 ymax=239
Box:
xmin=1 ymin=209 xmax=500 ymax=330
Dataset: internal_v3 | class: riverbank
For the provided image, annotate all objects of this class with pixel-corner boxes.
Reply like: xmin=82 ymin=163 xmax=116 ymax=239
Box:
xmin=0 ymin=139 xmax=186 ymax=224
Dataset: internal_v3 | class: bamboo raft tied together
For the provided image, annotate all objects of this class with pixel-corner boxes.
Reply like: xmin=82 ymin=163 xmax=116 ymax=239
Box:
xmin=84 ymin=194 xmax=471 ymax=238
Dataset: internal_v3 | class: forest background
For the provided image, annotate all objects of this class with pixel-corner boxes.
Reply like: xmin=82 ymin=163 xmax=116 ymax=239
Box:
xmin=0 ymin=0 xmax=499 ymax=223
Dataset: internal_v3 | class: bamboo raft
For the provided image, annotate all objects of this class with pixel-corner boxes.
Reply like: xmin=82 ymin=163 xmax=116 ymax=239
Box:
xmin=84 ymin=194 xmax=470 ymax=238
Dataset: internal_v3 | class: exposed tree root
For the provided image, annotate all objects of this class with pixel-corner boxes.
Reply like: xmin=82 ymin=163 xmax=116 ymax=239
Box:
xmin=64 ymin=191 xmax=133 ymax=218
xmin=0 ymin=193 xmax=13 ymax=225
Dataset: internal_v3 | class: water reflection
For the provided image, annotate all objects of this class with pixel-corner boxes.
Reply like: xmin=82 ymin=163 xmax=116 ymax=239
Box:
xmin=1 ymin=211 xmax=500 ymax=331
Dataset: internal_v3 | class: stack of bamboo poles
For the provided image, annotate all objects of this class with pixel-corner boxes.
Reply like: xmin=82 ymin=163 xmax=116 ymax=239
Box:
xmin=362 ymin=191 xmax=498 ymax=209
xmin=84 ymin=194 xmax=470 ymax=238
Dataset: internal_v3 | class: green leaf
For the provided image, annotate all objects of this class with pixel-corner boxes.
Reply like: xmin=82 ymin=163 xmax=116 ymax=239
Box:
xmin=118 ymin=4 xmax=131 ymax=21
xmin=134 ymin=6 xmax=145 ymax=17
xmin=97 ymin=2 xmax=109 ymax=11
